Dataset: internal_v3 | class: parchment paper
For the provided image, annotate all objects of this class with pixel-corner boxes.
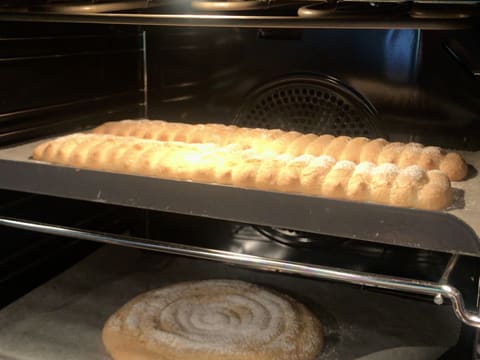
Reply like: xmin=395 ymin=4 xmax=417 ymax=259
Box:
xmin=0 ymin=245 xmax=461 ymax=360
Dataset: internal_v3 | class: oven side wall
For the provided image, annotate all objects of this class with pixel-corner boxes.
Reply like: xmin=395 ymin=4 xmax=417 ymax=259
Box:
xmin=0 ymin=22 xmax=144 ymax=145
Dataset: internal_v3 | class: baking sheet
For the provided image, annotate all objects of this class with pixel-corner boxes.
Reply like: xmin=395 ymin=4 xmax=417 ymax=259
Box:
xmin=0 ymin=245 xmax=461 ymax=360
xmin=0 ymin=139 xmax=479 ymax=255
xmin=450 ymin=150 xmax=480 ymax=234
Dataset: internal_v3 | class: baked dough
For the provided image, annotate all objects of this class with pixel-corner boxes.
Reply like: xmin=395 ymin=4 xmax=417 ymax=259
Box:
xmin=93 ymin=120 xmax=468 ymax=181
xmin=102 ymin=280 xmax=323 ymax=360
xmin=32 ymin=133 xmax=452 ymax=210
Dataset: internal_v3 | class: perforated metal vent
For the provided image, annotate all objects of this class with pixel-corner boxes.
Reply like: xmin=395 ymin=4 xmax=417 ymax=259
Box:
xmin=234 ymin=76 xmax=379 ymax=137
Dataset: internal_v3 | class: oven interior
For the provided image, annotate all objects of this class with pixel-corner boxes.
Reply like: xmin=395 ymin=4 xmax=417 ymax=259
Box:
xmin=0 ymin=4 xmax=479 ymax=359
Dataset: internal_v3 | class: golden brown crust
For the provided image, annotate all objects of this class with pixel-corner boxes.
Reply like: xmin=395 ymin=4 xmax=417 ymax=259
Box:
xmin=92 ymin=120 xmax=468 ymax=181
xmin=33 ymin=133 xmax=452 ymax=210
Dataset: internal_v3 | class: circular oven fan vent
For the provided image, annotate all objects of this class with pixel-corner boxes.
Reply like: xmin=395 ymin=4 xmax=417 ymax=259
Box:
xmin=234 ymin=76 xmax=379 ymax=137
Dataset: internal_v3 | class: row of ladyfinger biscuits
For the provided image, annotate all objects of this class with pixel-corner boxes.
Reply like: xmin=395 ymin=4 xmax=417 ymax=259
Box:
xmin=32 ymin=133 xmax=452 ymax=210
xmin=92 ymin=120 xmax=468 ymax=181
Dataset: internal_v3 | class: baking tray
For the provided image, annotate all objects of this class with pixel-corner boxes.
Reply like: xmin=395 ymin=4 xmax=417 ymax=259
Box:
xmin=0 ymin=245 xmax=461 ymax=360
xmin=0 ymin=138 xmax=479 ymax=256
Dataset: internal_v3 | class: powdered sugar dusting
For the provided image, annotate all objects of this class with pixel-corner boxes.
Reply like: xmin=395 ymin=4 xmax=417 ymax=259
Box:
xmin=289 ymin=154 xmax=316 ymax=164
xmin=333 ymin=160 xmax=356 ymax=171
xmin=275 ymin=154 xmax=293 ymax=162
xmin=309 ymin=155 xmax=336 ymax=169
xmin=108 ymin=280 xmax=322 ymax=360
xmin=401 ymin=165 xmax=425 ymax=181
xmin=373 ymin=163 xmax=400 ymax=177
xmin=355 ymin=161 xmax=376 ymax=172
xmin=354 ymin=162 xmax=375 ymax=174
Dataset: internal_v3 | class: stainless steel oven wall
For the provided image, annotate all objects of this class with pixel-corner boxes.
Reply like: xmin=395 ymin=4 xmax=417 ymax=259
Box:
xmin=146 ymin=27 xmax=480 ymax=150
xmin=0 ymin=22 xmax=144 ymax=145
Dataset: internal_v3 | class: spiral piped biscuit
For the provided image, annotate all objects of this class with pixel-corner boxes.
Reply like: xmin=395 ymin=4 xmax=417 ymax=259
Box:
xmin=102 ymin=280 xmax=323 ymax=360
xmin=93 ymin=120 xmax=468 ymax=181
xmin=33 ymin=133 xmax=452 ymax=210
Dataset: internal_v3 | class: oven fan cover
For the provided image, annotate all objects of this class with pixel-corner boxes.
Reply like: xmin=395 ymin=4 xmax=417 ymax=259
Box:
xmin=234 ymin=76 xmax=379 ymax=137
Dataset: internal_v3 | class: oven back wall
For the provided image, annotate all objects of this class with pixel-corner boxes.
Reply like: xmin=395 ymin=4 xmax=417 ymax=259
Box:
xmin=146 ymin=27 xmax=480 ymax=150
xmin=0 ymin=22 xmax=144 ymax=145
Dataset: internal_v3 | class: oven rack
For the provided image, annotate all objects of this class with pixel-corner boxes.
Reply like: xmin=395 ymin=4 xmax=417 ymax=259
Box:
xmin=0 ymin=139 xmax=479 ymax=256
xmin=0 ymin=242 xmax=464 ymax=360
xmin=0 ymin=6 xmax=476 ymax=30
xmin=0 ymin=215 xmax=479 ymax=328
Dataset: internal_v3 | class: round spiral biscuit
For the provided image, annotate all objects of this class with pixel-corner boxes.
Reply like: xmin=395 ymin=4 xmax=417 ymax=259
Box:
xmin=102 ymin=280 xmax=323 ymax=360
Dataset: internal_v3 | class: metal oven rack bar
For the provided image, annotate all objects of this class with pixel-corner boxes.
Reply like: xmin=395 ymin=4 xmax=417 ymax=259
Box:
xmin=1 ymin=216 xmax=479 ymax=328
xmin=0 ymin=11 xmax=475 ymax=30
xmin=30 ymin=1 xmax=151 ymax=14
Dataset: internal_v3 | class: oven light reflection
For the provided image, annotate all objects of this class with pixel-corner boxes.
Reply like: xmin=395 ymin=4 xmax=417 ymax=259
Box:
xmin=383 ymin=29 xmax=421 ymax=83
